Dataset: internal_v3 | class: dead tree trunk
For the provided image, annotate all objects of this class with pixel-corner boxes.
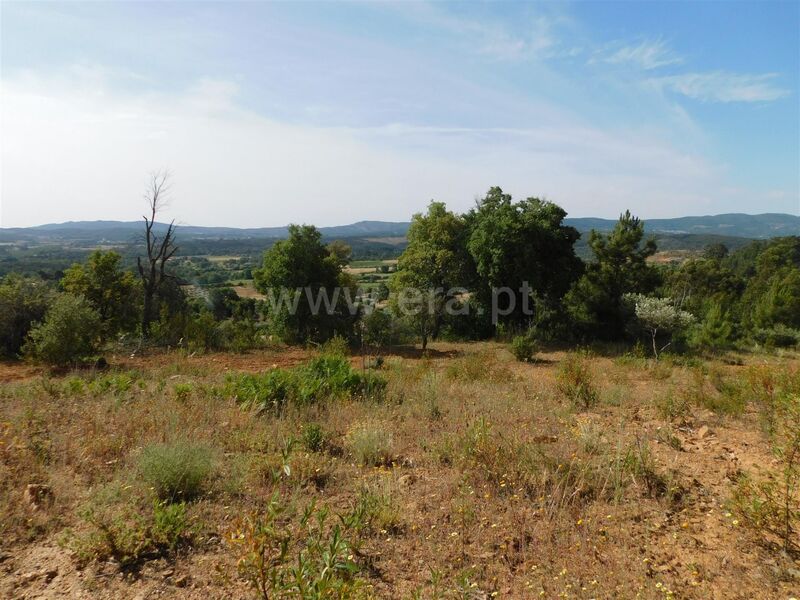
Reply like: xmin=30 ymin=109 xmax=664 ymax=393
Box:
xmin=137 ymin=172 xmax=178 ymax=339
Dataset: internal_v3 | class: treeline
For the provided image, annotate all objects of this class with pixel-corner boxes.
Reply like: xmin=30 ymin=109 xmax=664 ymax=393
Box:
xmin=1 ymin=186 xmax=798 ymax=366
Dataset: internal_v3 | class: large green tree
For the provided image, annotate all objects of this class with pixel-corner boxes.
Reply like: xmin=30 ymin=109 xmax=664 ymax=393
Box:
xmin=254 ymin=225 xmax=355 ymax=342
xmin=390 ymin=202 xmax=472 ymax=349
xmin=61 ymin=250 xmax=140 ymax=339
xmin=566 ymin=210 xmax=659 ymax=340
xmin=466 ymin=187 xmax=581 ymax=331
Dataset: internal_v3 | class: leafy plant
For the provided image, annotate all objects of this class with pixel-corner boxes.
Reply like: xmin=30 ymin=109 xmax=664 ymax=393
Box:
xmin=230 ymin=495 xmax=362 ymax=600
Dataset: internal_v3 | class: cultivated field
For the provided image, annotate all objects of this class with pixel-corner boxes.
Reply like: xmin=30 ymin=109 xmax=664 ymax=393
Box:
xmin=1 ymin=343 xmax=798 ymax=599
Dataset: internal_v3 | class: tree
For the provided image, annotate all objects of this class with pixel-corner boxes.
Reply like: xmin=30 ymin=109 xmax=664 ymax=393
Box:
xmin=466 ymin=187 xmax=581 ymax=331
xmin=254 ymin=225 xmax=354 ymax=343
xmin=566 ymin=211 xmax=659 ymax=340
xmin=61 ymin=250 xmax=140 ymax=339
xmin=137 ymin=172 xmax=178 ymax=338
xmin=23 ymin=294 xmax=102 ymax=366
xmin=626 ymin=294 xmax=694 ymax=359
xmin=327 ymin=240 xmax=353 ymax=268
xmin=391 ymin=202 xmax=471 ymax=348
xmin=0 ymin=275 xmax=53 ymax=358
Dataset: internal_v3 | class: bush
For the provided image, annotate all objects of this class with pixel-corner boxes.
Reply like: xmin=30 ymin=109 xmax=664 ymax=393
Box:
xmin=347 ymin=421 xmax=394 ymax=466
xmin=23 ymin=293 xmax=101 ymax=366
xmin=752 ymin=325 xmax=800 ymax=348
xmin=228 ymin=355 xmax=386 ymax=413
xmin=0 ymin=274 xmax=53 ymax=358
xmin=510 ymin=334 xmax=538 ymax=362
xmin=556 ymin=351 xmax=598 ymax=409
xmin=138 ymin=442 xmax=213 ymax=502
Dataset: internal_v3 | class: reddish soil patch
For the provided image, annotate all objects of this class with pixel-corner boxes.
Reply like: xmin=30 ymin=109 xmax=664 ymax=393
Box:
xmin=0 ymin=361 xmax=42 ymax=384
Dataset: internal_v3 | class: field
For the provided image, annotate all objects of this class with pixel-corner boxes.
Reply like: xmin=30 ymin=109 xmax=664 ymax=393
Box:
xmin=1 ymin=343 xmax=798 ymax=599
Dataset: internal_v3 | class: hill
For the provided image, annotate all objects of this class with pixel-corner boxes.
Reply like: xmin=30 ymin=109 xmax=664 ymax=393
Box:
xmin=2 ymin=213 xmax=797 ymax=243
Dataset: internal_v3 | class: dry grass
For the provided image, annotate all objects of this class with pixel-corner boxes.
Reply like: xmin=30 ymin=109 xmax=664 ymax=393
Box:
xmin=0 ymin=343 xmax=798 ymax=599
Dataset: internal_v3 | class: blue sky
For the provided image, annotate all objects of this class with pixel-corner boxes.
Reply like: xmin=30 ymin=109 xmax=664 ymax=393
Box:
xmin=1 ymin=1 xmax=798 ymax=227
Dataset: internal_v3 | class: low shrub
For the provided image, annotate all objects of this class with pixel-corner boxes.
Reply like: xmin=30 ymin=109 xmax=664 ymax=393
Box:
xmin=556 ymin=351 xmax=598 ymax=410
xmin=73 ymin=487 xmax=194 ymax=568
xmin=228 ymin=355 xmax=387 ymax=413
xmin=510 ymin=334 xmax=538 ymax=362
xmin=347 ymin=420 xmax=394 ymax=466
xmin=137 ymin=442 xmax=213 ymax=502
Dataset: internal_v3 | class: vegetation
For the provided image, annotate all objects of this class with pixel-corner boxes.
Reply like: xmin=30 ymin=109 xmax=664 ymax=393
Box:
xmin=1 ymin=184 xmax=799 ymax=597
xmin=23 ymin=293 xmax=102 ymax=366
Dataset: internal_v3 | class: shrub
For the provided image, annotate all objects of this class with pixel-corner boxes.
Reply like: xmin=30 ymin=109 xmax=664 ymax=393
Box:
xmin=138 ymin=442 xmax=213 ymax=502
xmin=228 ymin=355 xmax=386 ymax=413
xmin=752 ymin=325 xmax=800 ymax=348
xmin=510 ymin=334 xmax=538 ymax=362
xmin=556 ymin=351 xmax=598 ymax=409
xmin=347 ymin=421 xmax=394 ymax=466
xmin=301 ymin=423 xmax=327 ymax=453
xmin=0 ymin=274 xmax=53 ymax=358
xmin=23 ymin=293 xmax=101 ymax=366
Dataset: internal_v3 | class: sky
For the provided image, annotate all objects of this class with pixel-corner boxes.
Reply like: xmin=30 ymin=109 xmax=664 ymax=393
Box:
xmin=1 ymin=1 xmax=798 ymax=228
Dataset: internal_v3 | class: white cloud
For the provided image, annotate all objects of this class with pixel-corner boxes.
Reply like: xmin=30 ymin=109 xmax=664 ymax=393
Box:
xmin=593 ymin=38 xmax=682 ymax=70
xmin=649 ymin=71 xmax=790 ymax=102
xmin=0 ymin=68 xmax=785 ymax=228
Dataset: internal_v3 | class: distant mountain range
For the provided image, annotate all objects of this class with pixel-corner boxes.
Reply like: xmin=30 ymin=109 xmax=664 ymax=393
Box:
xmin=1 ymin=213 xmax=798 ymax=243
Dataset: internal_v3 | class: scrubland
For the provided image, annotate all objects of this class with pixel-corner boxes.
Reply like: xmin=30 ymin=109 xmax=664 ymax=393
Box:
xmin=1 ymin=342 xmax=798 ymax=599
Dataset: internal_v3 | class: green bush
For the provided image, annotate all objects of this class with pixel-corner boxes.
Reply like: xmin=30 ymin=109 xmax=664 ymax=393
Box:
xmin=556 ymin=351 xmax=598 ymax=409
xmin=228 ymin=355 xmax=386 ymax=413
xmin=753 ymin=325 xmax=800 ymax=348
xmin=510 ymin=334 xmax=538 ymax=362
xmin=0 ymin=274 xmax=53 ymax=358
xmin=138 ymin=442 xmax=213 ymax=502
xmin=23 ymin=293 xmax=101 ymax=366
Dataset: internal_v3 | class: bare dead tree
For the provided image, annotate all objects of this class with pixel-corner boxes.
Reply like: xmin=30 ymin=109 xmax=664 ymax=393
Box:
xmin=137 ymin=171 xmax=178 ymax=338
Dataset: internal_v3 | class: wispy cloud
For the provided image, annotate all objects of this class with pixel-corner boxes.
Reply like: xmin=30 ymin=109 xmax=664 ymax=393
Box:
xmin=649 ymin=71 xmax=790 ymax=102
xmin=593 ymin=38 xmax=682 ymax=70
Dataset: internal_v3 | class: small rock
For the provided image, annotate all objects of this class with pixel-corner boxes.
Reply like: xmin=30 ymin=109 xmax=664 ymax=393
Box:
xmin=697 ymin=425 xmax=711 ymax=439
xmin=174 ymin=574 xmax=189 ymax=587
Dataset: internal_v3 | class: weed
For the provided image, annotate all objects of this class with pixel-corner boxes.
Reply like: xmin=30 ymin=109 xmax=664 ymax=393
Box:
xmin=557 ymin=351 xmax=598 ymax=410
xmin=173 ymin=382 xmax=193 ymax=402
xmin=230 ymin=495 xmax=363 ymax=600
xmin=300 ymin=423 xmax=326 ymax=453
xmin=732 ymin=397 xmax=800 ymax=555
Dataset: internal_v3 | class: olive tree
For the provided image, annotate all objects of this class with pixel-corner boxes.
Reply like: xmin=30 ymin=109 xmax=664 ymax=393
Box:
xmin=626 ymin=294 xmax=694 ymax=359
